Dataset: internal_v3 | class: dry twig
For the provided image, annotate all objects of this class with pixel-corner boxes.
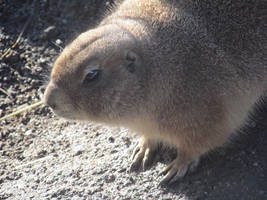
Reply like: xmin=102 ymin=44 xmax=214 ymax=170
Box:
xmin=0 ymin=88 xmax=10 ymax=96
xmin=0 ymin=101 xmax=44 ymax=121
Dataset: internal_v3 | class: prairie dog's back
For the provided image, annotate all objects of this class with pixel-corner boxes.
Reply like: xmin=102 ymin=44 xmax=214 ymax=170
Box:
xmin=104 ymin=0 xmax=267 ymax=83
xmin=101 ymin=0 xmax=267 ymax=150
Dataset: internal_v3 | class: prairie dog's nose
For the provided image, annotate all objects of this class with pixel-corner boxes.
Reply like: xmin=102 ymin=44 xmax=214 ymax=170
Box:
xmin=43 ymin=83 xmax=59 ymax=110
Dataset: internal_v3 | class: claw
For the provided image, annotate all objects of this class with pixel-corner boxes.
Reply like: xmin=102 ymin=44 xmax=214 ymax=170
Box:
xmin=130 ymin=137 xmax=158 ymax=172
xmin=142 ymin=148 xmax=154 ymax=171
xmin=159 ymin=161 xmax=173 ymax=176
xmin=130 ymin=147 xmax=144 ymax=172
xmin=160 ymin=167 xmax=177 ymax=185
xmin=159 ymin=154 xmax=200 ymax=185
xmin=168 ymin=167 xmax=188 ymax=184
xmin=131 ymin=143 xmax=141 ymax=161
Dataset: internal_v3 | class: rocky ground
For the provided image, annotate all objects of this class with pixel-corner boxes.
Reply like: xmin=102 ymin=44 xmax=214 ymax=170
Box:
xmin=0 ymin=0 xmax=266 ymax=199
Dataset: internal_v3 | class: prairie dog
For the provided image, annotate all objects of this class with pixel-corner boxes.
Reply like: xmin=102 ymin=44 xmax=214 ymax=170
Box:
xmin=44 ymin=0 xmax=267 ymax=184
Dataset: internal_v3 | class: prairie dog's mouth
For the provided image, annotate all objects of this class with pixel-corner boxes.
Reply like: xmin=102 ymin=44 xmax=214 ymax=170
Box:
xmin=51 ymin=106 xmax=90 ymax=121
xmin=49 ymin=107 xmax=76 ymax=119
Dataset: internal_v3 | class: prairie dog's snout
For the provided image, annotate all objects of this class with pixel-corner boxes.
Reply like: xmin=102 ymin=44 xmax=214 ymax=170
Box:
xmin=44 ymin=82 xmax=76 ymax=119
xmin=44 ymin=82 xmax=59 ymax=110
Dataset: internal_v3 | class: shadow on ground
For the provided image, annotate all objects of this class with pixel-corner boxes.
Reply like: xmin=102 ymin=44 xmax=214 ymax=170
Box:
xmin=162 ymin=107 xmax=267 ymax=200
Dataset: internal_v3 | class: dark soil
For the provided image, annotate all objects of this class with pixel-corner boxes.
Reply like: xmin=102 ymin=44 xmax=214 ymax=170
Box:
xmin=0 ymin=0 xmax=266 ymax=199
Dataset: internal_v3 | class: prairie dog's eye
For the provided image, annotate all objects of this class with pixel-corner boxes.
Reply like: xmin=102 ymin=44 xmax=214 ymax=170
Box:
xmin=83 ymin=69 xmax=101 ymax=84
xmin=125 ymin=50 xmax=138 ymax=73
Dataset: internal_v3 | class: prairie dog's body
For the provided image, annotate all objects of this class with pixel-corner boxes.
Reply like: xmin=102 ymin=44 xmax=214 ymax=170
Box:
xmin=44 ymin=0 xmax=267 ymax=184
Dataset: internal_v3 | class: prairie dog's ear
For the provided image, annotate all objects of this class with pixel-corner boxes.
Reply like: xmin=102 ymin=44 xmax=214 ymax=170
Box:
xmin=125 ymin=50 xmax=139 ymax=73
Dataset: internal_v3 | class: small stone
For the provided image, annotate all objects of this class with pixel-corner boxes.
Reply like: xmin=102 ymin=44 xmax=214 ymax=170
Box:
xmin=19 ymin=53 xmax=25 ymax=60
xmin=108 ymin=136 xmax=115 ymax=143
xmin=37 ymin=150 xmax=47 ymax=158
xmin=38 ymin=57 xmax=46 ymax=64
xmin=118 ymin=168 xmax=126 ymax=173
xmin=25 ymin=129 xmax=32 ymax=136
xmin=55 ymin=39 xmax=63 ymax=45
xmin=91 ymin=168 xmax=107 ymax=175
xmin=110 ymin=149 xmax=118 ymax=154
xmin=40 ymin=26 xmax=59 ymax=40
xmin=104 ymin=174 xmax=116 ymax=183
xmin=6 ymin=172 xmax=22 ymax=180
xmin=72 ymin=145 xmax=85 ymax=156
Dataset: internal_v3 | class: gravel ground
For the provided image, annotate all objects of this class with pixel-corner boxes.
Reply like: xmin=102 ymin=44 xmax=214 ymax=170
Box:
xmin=0 ymin=1 xmax=267 ymax=199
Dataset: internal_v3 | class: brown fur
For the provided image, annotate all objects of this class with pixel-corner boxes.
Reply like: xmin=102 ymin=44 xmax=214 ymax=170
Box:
xmin=44 ymin=0 xmax=267 ymax=184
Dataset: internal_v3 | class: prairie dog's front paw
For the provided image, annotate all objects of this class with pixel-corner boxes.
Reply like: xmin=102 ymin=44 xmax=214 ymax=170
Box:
xmin=160 ymin=152 xmax=200 ymax=185
xmin=130 ymin=137 xmax=159 ymax=172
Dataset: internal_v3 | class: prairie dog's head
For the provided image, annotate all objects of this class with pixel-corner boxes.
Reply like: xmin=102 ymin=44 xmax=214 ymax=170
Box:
xmin=44 ymin=25 xmax=147 ymax=123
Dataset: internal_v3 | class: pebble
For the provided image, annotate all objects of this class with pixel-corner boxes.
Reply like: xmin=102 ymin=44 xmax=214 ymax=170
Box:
xmin=104 ymin=174 xmax=116 ymax=183
xmin=55 ymin=39 xmax=63 ymax=45
xmin=40 ymin=26 xmax=59 ymax=40
xmin=108 ymin=136 xmax=115 ymax=143
xmin=25 ymin=129 xmax=32 ymax=136
xmin=72 ymin=145 xmax=85 ymax=156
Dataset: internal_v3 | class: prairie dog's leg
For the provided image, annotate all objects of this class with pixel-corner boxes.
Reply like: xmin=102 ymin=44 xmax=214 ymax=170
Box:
xmin=159 ymin=114 xmax=233 ymax=185
xmin=130 ymin=136 xmax=160 ymax=171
